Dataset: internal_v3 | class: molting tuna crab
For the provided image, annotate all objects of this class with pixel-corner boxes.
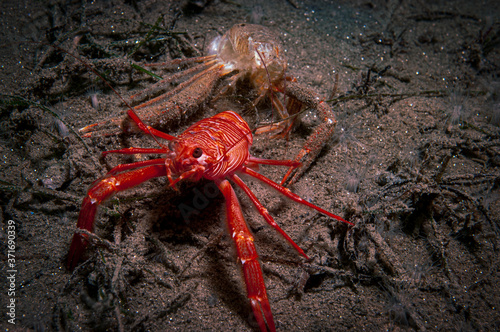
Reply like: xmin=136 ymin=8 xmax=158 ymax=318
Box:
xmin=81 ymin=23 xmax=338 ymax=185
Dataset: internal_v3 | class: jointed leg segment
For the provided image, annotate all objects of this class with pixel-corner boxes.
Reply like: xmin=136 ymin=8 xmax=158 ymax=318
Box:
xmin=67 ymin=164 xmax=167 ymax=270
xmin=230 ymin=173 xmax=308 ymax=259
xmin=216 ymin=179 xmax=276 ymax=332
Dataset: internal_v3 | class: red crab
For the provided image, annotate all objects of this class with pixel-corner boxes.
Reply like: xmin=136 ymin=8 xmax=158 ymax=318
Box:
xmin=69 ymin=110 xmax=352 ymax=331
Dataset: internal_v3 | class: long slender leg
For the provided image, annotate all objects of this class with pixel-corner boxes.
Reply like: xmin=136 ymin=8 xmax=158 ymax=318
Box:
xmin=122 ymin=64 xmax=224 ymax=133
xmin=144 ymin=54 xmax=217 ymax=68
xmin=131 ymin=59 xmax=217 ymax=101
xmin=79 ymin=106 xmax=176 ymax=140
xmin=80 ymin=60 xmax=221 ymax=138
xmin=67 ymin=165 xmax=167 ymax=270
xmin=279 ymin=80 xmax=338 ymax=186
xmin=105 ymin=158 xmax=166 ymax=175
xmin=102 ymin=147 xmax=167 ymax=157
xmin=133 ymin=64 xmax=221 ymax=111
xmin=241 ymin=167 xmax=353 ymax=226
xmin=230 ymin=174 xmax=308 ymax=259
xmin=247 ymin=156 xmax=300 ymax=168
xmin=122 ymin=109 xmax=175 ymax=140
xmin=216 ymin=179 xmax=276 ymax=332
xmin=254 ymin=91 xmax=300 ymax=139
xmin=80 ymin=118 xmax=123 ymax=137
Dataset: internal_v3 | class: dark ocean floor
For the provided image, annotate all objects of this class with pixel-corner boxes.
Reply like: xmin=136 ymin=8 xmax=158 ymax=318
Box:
xmin=1 ymin=0 xmax=499 ymax=330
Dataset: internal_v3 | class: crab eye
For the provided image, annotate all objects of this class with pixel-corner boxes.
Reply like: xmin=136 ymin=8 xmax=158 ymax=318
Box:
xmin=192 ymin=147 xmax=203 ymax=158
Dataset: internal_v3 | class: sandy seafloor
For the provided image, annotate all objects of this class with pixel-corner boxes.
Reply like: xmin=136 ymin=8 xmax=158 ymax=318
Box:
xmin=1 ymin=0 xmax=499 ymax=331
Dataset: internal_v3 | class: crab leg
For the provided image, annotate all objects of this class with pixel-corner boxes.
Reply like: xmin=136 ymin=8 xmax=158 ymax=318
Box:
xmin=216 ymin=178 xmax=276 ymax=332
xmin=241 ymin=167 xmax=353 ymax=226
xmin=67 ymin=164 xmax=167 ymax=270
xmin=105 ymin=158 xmax=166 ymax=175
xmin=230 ymin=173 xmax=308 ymax=259
xmin=80 ymin=62 xmax=223 ymax=137
xmin=247 ymin=156 xmax=300 ymax=168
xmin=133 ymin=63 xmax=221 ymax=111
xmin=143 ymin=54 xmax=217 ymax=68
xmin=273 ymin=81 xmax=336 ymax=185
xmin=131 ymin=59 xmax=218 ymax=101
xmin=279 ymin=80 xmax=338 ymax=186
